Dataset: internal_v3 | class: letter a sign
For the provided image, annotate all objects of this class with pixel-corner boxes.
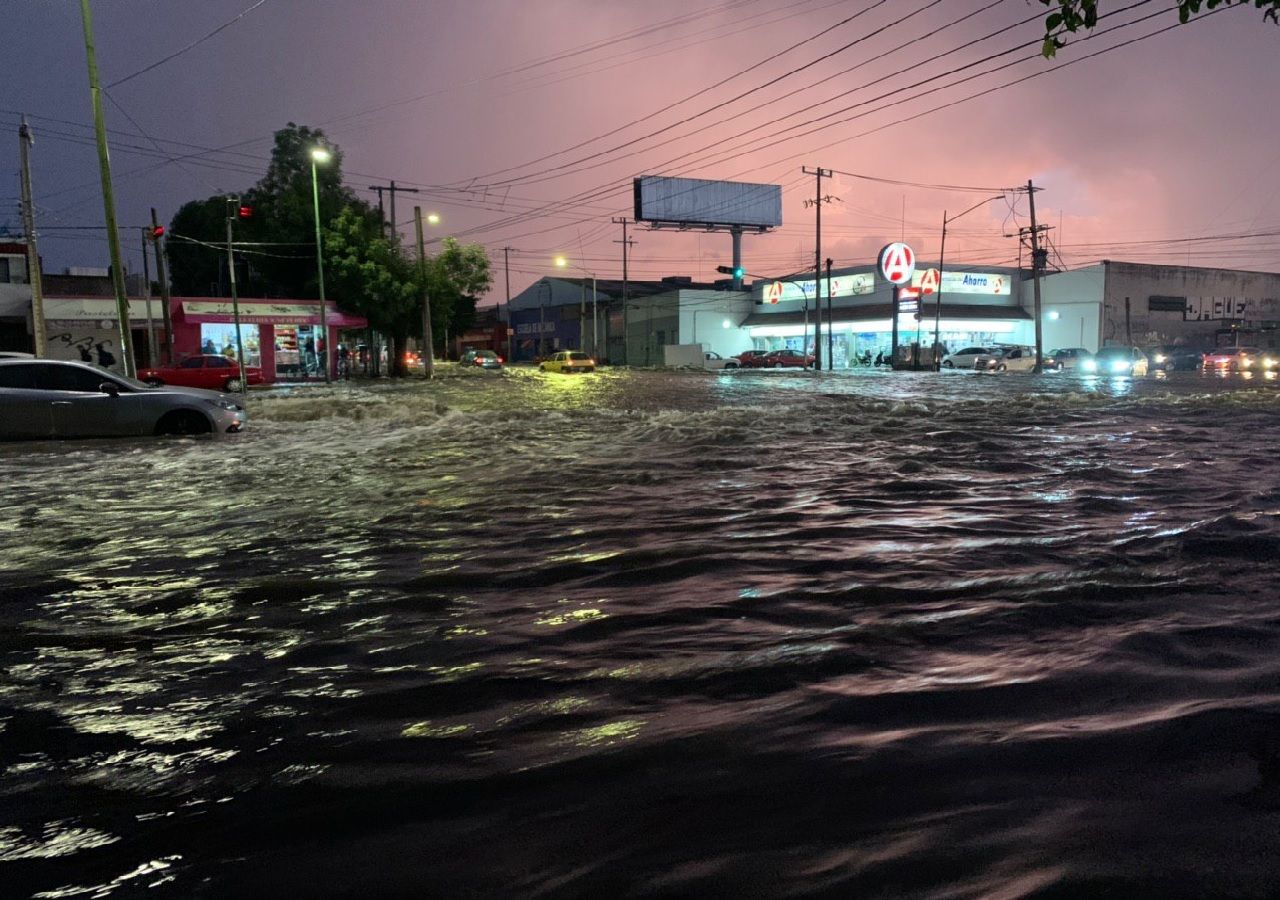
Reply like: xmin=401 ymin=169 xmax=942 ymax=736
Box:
xmin=878 ymin=242 xmax=915 ymax=286
xmin=918 ymin=268 xmax=940 ymax=295
xmin=764 ymin=281 xmax=784 ymax=304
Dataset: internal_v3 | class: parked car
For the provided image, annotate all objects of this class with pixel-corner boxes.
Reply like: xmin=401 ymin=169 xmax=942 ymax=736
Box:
xmin=540 ymin=351 xmax=595 ymax=373
xmin=1049 ymin=347 xmax=1092 ymax=370
xmin=941 ymin=346 xmax=994 ymax=369
xmin=138 ymin=354 xmax=263 ymax=392
xmin=1201 ymin=346 xmax=1274 ymax=372
xmin=975 ymin=346 xmax=1041 ymax=372
xmin=759 ymin=349 xmax=816 ymax=369
xmin=460 ymin=349 xmax=504 ymax=370
xmin=1147 ymin=345 xmax=1204 ymax=372
xmin=734 ymin=349 xmax=770 ymax=367
xmin=1082 ymin=345 xmax=1149 ymax=376
xmin=0 ymin=359 xmax=247 ymax=440
xmin=702 ymin=351 xmax=739 ymax=370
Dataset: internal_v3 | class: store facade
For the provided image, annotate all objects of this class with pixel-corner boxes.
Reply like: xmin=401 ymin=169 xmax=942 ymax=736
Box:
xmin=743 ymin=263 xmax=1030 ymax=365
xmin=171 ymin=298 xmax=367 ymax=382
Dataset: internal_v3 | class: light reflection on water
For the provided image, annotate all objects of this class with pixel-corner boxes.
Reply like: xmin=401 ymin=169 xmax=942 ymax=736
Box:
xmin=3 ymin=368 xmax=1280 ymax=896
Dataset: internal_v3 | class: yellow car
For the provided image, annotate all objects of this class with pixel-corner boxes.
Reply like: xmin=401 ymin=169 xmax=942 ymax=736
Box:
xmin=540 ymin=351 xmax=596 ymax=373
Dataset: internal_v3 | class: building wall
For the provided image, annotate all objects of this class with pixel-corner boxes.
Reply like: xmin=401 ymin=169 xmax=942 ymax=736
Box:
xmin=1035 ymin=265 xmax=1105 ymax=352
xmin=677 ymin=290 xmax=754 ymax=359
xmin=1099 ymin=262 xmax=1280 ymax=349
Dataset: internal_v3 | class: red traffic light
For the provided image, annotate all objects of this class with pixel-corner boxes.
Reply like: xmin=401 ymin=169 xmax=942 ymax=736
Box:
xmin=150 ymin=225 xmax=165 ymax=239
xmin=237 ymin=205 xmax=253 ymax=220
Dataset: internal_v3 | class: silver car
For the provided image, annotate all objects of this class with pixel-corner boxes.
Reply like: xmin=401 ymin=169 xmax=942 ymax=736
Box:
xmin=0 ymin=359 xmax=247 ymax=440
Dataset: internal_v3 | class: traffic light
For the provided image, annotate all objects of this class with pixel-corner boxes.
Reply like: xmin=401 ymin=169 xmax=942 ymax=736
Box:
xmin=149 ymin=224 xmax=165 ymax=240
xmin=237 ymin=205 xmax=253 ymax=220
xmin=716 ymin=265 xmax=746 ymax=279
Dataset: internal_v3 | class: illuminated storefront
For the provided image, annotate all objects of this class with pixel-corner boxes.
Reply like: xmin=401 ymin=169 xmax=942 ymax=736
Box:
xmin=171 ymin=298 xmax=366 ymax=382
xmin=746 ymin=262 xmax=1030 ymax=366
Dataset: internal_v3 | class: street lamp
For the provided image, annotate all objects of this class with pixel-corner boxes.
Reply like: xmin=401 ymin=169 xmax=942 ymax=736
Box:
xmin=310 ymin=146 xmax=332 ymax=382
xmin=555 ymin=255 xmax=598 ymax=358
xmin=932 ymin=194 xmax=1004 ymax=371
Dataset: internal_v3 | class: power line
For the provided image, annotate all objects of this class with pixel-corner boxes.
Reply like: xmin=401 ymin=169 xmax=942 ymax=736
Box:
xmin=106 ymin=0 xmax=274 ymax=89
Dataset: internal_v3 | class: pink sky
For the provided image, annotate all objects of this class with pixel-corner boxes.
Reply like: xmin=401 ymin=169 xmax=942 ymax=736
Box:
xmin=4 ymin=1 xmax=1278 ymax=300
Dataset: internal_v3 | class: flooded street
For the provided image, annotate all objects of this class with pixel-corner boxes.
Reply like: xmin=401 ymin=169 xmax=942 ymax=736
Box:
xmin=4 ymin=367 xmax=1280 ymax=897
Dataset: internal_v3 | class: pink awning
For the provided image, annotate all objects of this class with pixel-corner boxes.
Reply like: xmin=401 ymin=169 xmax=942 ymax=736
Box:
xmin=176 ymin=298 xmax=367 ymax=328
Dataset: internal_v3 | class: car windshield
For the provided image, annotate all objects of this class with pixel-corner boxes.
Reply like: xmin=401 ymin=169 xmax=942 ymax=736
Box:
xmin=476 ymin=351 xmax=497 ymax=358
xmin=1095 ymin=347 xmax=1133 ymax=359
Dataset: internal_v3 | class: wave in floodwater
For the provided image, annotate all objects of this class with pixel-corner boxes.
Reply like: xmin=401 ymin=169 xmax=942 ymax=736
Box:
xmin=3 ymin=369 xmax=1280 ymax=898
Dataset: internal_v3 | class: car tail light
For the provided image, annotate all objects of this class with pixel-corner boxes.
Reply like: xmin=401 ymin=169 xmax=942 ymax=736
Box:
xmin=496 ymin=357 xmax=503 ymax=364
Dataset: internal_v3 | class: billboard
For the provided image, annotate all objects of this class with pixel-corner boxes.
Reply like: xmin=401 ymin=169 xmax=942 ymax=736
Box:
xmin=634 ymin=176 xmax=782 ymax=229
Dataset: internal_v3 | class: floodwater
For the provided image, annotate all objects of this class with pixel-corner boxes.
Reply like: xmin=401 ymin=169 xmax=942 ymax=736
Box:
xmin=4 ymin=366 xmax=1280 ymax=897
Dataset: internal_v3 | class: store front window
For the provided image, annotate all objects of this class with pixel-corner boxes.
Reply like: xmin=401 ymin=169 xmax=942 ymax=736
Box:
xmin=274 ymin=324 xmax=323 ymax=378
xmin=200 ymin=323 xmax=260 ymax=367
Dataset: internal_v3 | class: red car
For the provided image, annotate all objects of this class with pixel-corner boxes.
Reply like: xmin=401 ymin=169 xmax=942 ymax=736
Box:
xmin=756 ymin=349 xmax=816 ymax=369
xmin=139 ymin=355 xmax=264 ymax=392
xmin=735 ymin=349 xmax=770 ymax=367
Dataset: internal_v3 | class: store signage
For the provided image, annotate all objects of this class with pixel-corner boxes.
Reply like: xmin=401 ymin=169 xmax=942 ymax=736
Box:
xmin=918 ymin=268 xmax=940 ymax=295
xmin=910 ymin=270 xmax=1011 ymax=296
xmin=1184 ymin=296 xmax=1280 ymax=321
xmin=516 ymin=321 xmax=556 ymax=335
xmin=878 ymin=242 xmax=915 ymax=285
xmin=758 ymin=274 xmax=874 ymax=304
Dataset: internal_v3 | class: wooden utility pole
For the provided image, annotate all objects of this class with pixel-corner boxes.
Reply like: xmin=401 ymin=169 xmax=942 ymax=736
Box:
xmin=139 ymin=227 xmax=157 ymax=367
xmin=803 ymin=166 xmax=834 ymax=370
xmin=369 ymin=181 xmax=420 ymax=243
xmin=414 ymin=207 xmax=435 ymax=379
xmin=502 ymin=246 xmax=513 ymax=363
xmin=225 ymin=198 xmax=249 ymax=395
xmin=150 ymin=208 xmax=174 ymax=363
xmin=18 ymin=117 xmax=47 ymax=358
xmin=79 ymin=0 xmax=136 ymax=376
xmin=613 ymin=216 xmax=635 ymax=365
xmin=1027 ymin=179 xmax=1046 ymax=374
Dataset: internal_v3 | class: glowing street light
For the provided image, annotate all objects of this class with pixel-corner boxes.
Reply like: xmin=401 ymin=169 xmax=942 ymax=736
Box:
xmin=555 ymin=255 xmax=598 ymax=358
xmin=310 ymin=146 xmax=332 ymax=382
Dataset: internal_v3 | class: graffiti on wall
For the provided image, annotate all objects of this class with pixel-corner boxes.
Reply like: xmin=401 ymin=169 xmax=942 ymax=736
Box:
xmin=47 ymin=330 xmax=120 ymax=372
xmin=1184 ymin=296 xmax=1280 ymax=321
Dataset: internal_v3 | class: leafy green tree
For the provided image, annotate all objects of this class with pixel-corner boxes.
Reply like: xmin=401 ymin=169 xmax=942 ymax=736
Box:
xmin=166 ymin=123 xmax=365 ymax=299
xmin=422 ymin=237 xmax=493 ymax=352
xmin=1041 ymin=0 xmax=1279 ymax=56
xmin=322 ymin=206 xmax=418 ymax=375
xmin=167 ymin=197 xmax=231 ymax=296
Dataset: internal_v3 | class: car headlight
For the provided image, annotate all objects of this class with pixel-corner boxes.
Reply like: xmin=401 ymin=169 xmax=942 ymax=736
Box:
xmin=1111 ymin=359 xmax=1130 ymax=373
xmin=1081 ymin=359 xmax=1097 ymax=372
xmin=1265 ymin=357 xmax=1277 ymax=368
xmin=208 ymin=398 xmax=243 ymax=411
xmin=1153 ymin=353 xmax=1166 ymax=363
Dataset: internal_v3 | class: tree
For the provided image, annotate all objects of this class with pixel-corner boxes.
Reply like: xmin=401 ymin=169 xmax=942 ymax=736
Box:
xmin=166 ymin=123 xmax=365 ymax=298
xmin=323 ymin=206 xmax=418 ymax=375
xmin=422 ymin=237 xmax=493 ymax=353
xmin=1040 ymin=0 xmax=1279 ymax=56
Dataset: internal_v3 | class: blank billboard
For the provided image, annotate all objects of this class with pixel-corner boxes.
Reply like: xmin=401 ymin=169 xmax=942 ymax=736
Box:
xmin=634 ymin=176 xmax=782 ymax=229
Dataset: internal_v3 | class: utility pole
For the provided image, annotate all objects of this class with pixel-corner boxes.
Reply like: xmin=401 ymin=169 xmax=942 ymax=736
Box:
xmin=803 ymin=166 xmax=834 ymax=371
xmin=613 ymin=216 xmax=634 ymax=365
xmin=151 ymin=208 xmax=174 ymax=364
xmin=79 ymin=0 xmax=135 ymax=377
xmin=139 ymin=227 xmax=157 ymax=367
xmin=1026 ymin=179 xmax=1047 ymax=374
xmin=225 ymin=198 xmax=248 ymax=395
xmin=368 ymin=181 xmax=420 ymax=244
xmin=502 ymin=246 xmax=512 ymax=363
xmin=415 ymin=207 xmax=435 ymax=379
xmin=18 ymin=117 xmax=47 ymax=358
xmin=825 ymin=257 xmax=834 ymax=369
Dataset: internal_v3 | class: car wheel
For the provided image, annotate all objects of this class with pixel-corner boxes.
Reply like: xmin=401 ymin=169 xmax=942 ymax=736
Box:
xmin=996 ymin=364 xmax=1007 ymax=372
xmin=942 ymin=360 xmax=953 ymax=369
xmin=145 ymin=377 xmax=164 ymax=387
xmin=725 ymin=362 xmax=737 ymax=369
xmin=155 ymin=410 xmax=212 ymax=436
xmin=224 ymin=378 xmax=243 ymax=393
xmin=773 ymin=362 xmax=784 ymax=368
xmin=539 ymin=364 xmax=546 ymax=372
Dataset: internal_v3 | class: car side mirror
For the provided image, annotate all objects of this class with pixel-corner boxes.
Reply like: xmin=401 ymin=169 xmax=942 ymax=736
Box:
xmin=99 ymin=382 xmax=120 ymax=397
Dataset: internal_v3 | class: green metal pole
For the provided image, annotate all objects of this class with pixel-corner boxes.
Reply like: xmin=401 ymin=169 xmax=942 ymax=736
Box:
xmin=79 ymin=0 xmax=135 ymax=378
xmin=312 ymin=158 xmax=330 ymax=383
